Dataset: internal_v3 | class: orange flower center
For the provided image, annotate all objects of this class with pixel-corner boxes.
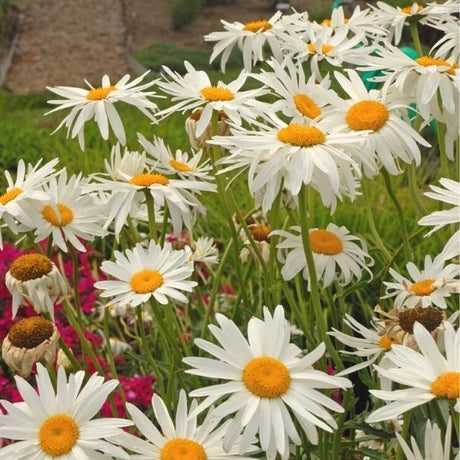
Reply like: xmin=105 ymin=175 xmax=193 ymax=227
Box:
xmin=8 ymin=316 xmax=55 ymax=348
xmin=293 ymin=94 xmax=322 ymax=119
xmin=277 ymin=124 xmax=326 ymax=147
xmin=415 ymin=56 xmax=458 ymax=75
xmin=378 ymin=334 xmax=399 ymax=351
xmin=431 ymin=372 xmax=459 ymax=399
xmin=86 ymin=85 xmax=117 ymax=100
xmin=249 ymin=225 xmax=271 ymax=242
xmin=243 ymin=20 xmax=272 ymax=33
xmin=42 ymin=203 xmax=74 ymax=227
xmin=200 ymin=87 xmax=234 ymax=102
xmin=160 ymin=438 xmax=207 ymax=460
xmin=410 ymin=279 xmax=435 ymax=296
xmin=243 ymin=357 xmax=291 ymax=398
xmin=169 ymin=159 xmax=193 ymax=172
xmin=307 ymin=43 xmax=334 ymax=54
xmin=129 ymin=173 xmax=169 ymax=187
xmin=346 ymin=100 xmax=389 ymax=131
xmin=130 ymin=269 xmax=164 ymax=294
xmin=10 ymin=254 xmax=53 ymax=281
xmin=309 ymin=229 xmax=343 ymax=255
xmin=401 ymin=4 xmax=424 ymax=14
xmin=39 ymin=414 xmax=79 ymax=456
xmin=0 ymin=187 xmax=23 ymax=205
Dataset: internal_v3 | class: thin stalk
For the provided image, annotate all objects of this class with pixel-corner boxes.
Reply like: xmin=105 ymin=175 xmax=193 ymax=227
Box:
xmin=159 ymin=206 xmax=170 ymax=246
xmin=381 ymin=169 xmax=412 ymax=260
xmin=144 ymin=190 xmax=157 ymax=242
xmin=409 ymin=21 xmax=423 ymax=57
xmin=268 ymin=190 xmax=282 ymax=305
xmin=58 ymin=337 xmax=80 ymax=370
xmin=396 ymin=411 xmax=411 ymax=460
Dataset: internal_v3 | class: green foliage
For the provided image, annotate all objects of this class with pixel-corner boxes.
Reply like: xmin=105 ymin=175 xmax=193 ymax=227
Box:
xmin=169 ymin=0 xmax=204 ymax=30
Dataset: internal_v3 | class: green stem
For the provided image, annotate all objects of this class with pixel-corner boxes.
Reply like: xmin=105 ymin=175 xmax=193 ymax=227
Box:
xmin=409 ymin=21 xmax=423 ymax=57
xmin=396 ymin=411 xmax=411 ymax=460
xmin=407 ymin=161 xmax=428 ymax=215
xmin=159 ymin=206 xmax=170 ymax=246
xmin=57 ymin=337 xmax=80 ymax=370
xmin=144 ymin=190 xmax=158 ymax=242
xmin=381 ymin=169 xmax=412 ymax=261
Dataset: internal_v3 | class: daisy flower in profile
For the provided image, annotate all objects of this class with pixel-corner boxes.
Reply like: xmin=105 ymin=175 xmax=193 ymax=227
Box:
xmin=383 ymin=253 xmax=460 ymax=310
xmin=95 ymin=240 xmax=197 ymax=306
xmin=5 ymin=253 xmax=67 ymax=319
xmin=326 ymin=69 xmax=430 ymax=176
xmin=396 ymin=417 xmax=455 ymax=460
xmin=183 ymin=305 xmax=352 ymax=460
xmin=18 ymin=169 xmax=108 ymax=252
xmin=272 ymin=223 xmax=374 ymax=290
xmin=329 ymin=314 xmax=397 ymax=376
xmin=190 ymin=236 xmax=219 ymax=265
xmin=104 ymin=143 xmax=149 ymax=181
xmin=204 ymin=10 xmax=285 ymax=72
xmin=366 ymin=321 xmax=460 ymax=423
xmin=0 ymin=363 xmax=131 ymax=459
xmin=418 ymin=178 xmax=460 ymax=235
xmin=155 ymin=61 xmax=266 ymax=136
xmin=118 ymin=390 xmax=256 ymax=459
xmin=137 ymin=134 xmax=214 ymax=182
xmin=251 ymin=58 xmax=333 ymax=123
xmin=0 ymin=159 xmax=58 ymax=249
xmin=46 ymin=71 xmax=159 ymax=150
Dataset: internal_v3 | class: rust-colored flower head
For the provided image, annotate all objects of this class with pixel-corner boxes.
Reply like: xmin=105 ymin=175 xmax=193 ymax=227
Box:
xmin=185 ymin=109 xmax=230 ymax=150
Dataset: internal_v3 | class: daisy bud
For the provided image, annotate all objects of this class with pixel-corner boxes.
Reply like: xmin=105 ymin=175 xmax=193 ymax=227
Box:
xmin=2 ymin=316 xmax=59 ymax=377
xmin=185 ymin=109 xmax=230 ymax=150
xmin=56 ymin=348 xmax=74 ymax=371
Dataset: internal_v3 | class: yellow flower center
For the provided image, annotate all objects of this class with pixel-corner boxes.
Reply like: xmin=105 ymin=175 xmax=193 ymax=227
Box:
xmin=378 ymin=334 xmax=399 ymax=351
xmin=169 ymin=159 xmax=193 ymax=172
xmin=130 ymin=269 xmax=164 ymax=294
xmin=243 ymin=357 xmax=291 ymax=398
xmin=309 ymin=229 xmax=343 ymax=255
xmin=410 ymin=278 xmax=435 ymax=296
xmin=277 ymin=124 xmax=326 ymax=147
xmin=398 ymin=307 xmax=444 ymax=334
xmin=293 ymin=94 xmax=322 ymax=119
xmin=10 ymin=254 xmax=53 ymax=281
xmin=8 ymin=316 xmax=54 ymax=348
xmin=249 ymin=225 xmax=271 ymax=242
xmin=431 ymin=372 xmax=460 ymax=399
xmin=307 ymin=43 xmax=334 ymax=54
xmin=0 ymin=187 xmax=23 ymax=205
xmin=242 ymin=20 xmax=272 ymax=33
xmin=415 ymin=56 xmax=459 ymax=75
xmin=346 ymin=100 xmax=389 ymax=131
xmin=161 ymin=438 xmax=207 ymax=460
xmin=200 ymin=86 xmax=235 ymax=102
xmin=39 ymin=414 xmax=79 ymax=456
xmin=86 ymin=85 xmax=117 ymax=100
xmin=42 ymin=203 xmax=74 ymax=227
xmin=401 ymin=4 xmax=424 ymax=14
xmin=129 ymin=173 xmax=170 ymax=187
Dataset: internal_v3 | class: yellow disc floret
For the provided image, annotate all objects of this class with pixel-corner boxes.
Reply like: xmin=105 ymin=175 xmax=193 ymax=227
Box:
xmin=310 ymin=229 xmax=343 ymax=255
xmin=160 ymin=438 xmax=207 ymax=460
xmin=9 ymin=316 xmax=54 ymax=349
xmin=39 ymin=414 xmax=79 ymax=456
xmin=129 ymin=173 xmax=170 ymax=187
xmin=416 ymin=56 xmax=459 ymax=75
xmin=431 ymin=372 xmax=460 ymax=399
xmin=293 ymin=94 xmax=322 ymax=119
xmin=86 ymin=85 xmax=117 ymax=100
xmin=410 ymin=279 xmax=435 ymax=296
xmin=346 ymin=100 xmax=389 ymax=131
xmin=378 ymin=334 xmax=399 ymax=351
xmin=0 ymin=187 xmax=23 ymax=205
xmin=200 ymin=87 xmax=234 ymax=102
xmin=10 ymin=254 xmax=53 ymax=281
xmin=277 ymin=124 xmax=326 ymax=147
xmin=42 ymin=203 xmax=74 ymax=227
xmin=401 ymin=4 xmax=424 ymax=14
xmin=307 ymin=43 xmax=334 ymax=54
xmin=130 ymin=269 xmax=164 ymax=294
xmin=243 ymin=20 xmax=272 ymax=33
xmin=169 ymin=159 xmax=193 ymax=172
xmin=243 ymin=356 xmax=291 ymax=398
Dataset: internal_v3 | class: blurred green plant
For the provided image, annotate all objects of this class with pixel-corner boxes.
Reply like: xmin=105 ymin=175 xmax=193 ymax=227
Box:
xmin=169 ymin=0 xmax=204 ymax=30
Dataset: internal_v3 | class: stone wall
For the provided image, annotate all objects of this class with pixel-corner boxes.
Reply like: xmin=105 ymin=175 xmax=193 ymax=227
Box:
xmin=4 ymin=0 xmax=131 ymax=93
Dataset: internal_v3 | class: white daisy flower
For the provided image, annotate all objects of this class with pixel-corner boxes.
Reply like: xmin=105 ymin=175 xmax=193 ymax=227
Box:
xmin=250 ymin=57 xmax=334 ymax=123
xmin=118 ymin=390 xmax=257 ymax=459
xmin=46 ymin=71 xmax=159 ymax=150
xmin=396 ymin=417 xmax=456 ymax=460
xmin=18 ymin=169 xmax=108 ymax=253
xmin=137 ymin=134 xmax=214 ymax=182
xmin=204 ymin=10 xmax=285 ymax=72
xmin=431 ymin=18 xmax=460 ymax=61
xmin=155 ymin=61 xmax=267 ymax=137
xmin=272 ymin=223 xmax=374 ymax=290
xmin=212 ymin=115 xmax=364 ymax=212
xmin=418 ymin=178 xmax=460 ymax=235
xmin=183 ymin=305 xmax=352 ymax=460
xmin=190 ymin=236 xmax=219 ymax=265
xmin=104 ymin=143 xmax=149 ymax=181
xmin=0 ymin=363 xmax=131 ymax=459
xmin=366 ymin=321 xmax=460 ymax=423
xmin=94 ymin=240 xmax=197 ymax=306
xmin=0 ymin=159 xmax=58 ymax=249
xmin=329 ymin=314 xmax=397 ymax=376
xmin=383 ymin=253 xmax=460 ymax=310
xmin=107 ymin=337 xmax=132 ymax=356
xmin=325 ymin=69 xmax=430 ymax=176
xmin=5 ymin=253 xmax=67 ymax=319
